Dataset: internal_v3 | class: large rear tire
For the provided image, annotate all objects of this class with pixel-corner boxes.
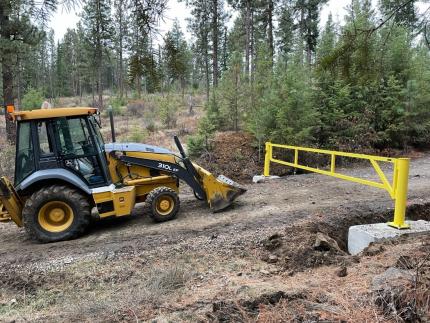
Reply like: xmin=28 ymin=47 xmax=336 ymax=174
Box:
xmin=146 ymin=187 xmax=180 ymax=222
xmin=23 ymin=185 xmax=91 ymax=243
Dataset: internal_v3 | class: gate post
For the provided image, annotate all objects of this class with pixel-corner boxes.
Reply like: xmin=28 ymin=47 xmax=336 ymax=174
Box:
xmin=264 ymin=142 xmax=271 ymax=177
xmin=388 ymin=158 xmax=410 ymax=229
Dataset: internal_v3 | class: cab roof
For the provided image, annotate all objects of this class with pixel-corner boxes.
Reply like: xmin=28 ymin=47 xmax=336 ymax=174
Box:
xmin=12 ymin=107 xmax=98 ymax=121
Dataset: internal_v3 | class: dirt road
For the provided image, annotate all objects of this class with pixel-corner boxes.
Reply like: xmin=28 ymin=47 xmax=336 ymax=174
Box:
xmin=1 ymin=154 xmax=429 ymax=322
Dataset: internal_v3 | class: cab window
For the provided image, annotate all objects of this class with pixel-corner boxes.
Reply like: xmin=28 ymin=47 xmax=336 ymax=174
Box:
xmin=55 ymin=117 xmax=96 ymax=156
xmin=37 ymin=121 xmax=53 ymax=156
xmin=89 ymin=116 xmax=105 ymax=149
xmin=54 ymin=117 xmax=105 ymax=186
xmin=15 ymin=122 xmax=35 ymax=184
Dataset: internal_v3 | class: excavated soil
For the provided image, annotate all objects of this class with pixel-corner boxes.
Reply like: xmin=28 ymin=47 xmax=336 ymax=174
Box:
xmin=0 ymin=151 xmax=430 ymax=322
xmin=196 ymin=131 xmax=262 ymax=182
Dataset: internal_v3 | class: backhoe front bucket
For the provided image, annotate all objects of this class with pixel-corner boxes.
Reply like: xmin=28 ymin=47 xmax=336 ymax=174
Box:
xmin=0 ymin=177 xmax=23 ymax=226
xmin=194 ymin=165 xmax=246 ymax=212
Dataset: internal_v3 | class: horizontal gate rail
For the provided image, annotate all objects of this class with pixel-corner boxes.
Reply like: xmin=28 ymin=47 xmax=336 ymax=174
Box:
xmin=264 ymin=142 xmax=410 ymax=229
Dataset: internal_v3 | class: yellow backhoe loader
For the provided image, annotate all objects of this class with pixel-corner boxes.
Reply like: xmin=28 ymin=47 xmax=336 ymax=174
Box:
xmin=0 ymin=107 xmax=246 ymax=242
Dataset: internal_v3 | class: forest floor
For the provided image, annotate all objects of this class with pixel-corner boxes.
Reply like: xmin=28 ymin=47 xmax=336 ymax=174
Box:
xmin=0 ymin=99 xmax=429 ymax=322
xmin=0 ymin=150 xmax=429 ymax=322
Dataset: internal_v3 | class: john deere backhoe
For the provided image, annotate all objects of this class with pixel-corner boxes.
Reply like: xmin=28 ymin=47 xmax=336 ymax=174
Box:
xmin=0 ymin=107 xmax=245 ymax=242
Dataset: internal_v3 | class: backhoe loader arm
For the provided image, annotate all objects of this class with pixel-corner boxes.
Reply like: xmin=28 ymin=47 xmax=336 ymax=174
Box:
xmin=109 ymin=136 xmax=246 ymax=212
xmin=117 ymin=155 xmax=207 ymax=200
xmin=0 ymin=177 xmax=23 ymax=226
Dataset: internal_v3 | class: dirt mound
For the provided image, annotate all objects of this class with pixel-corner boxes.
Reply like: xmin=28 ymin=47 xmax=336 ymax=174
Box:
xmin=197 ymin=131 xmax=262 ymax=182
xmin=208 ymin=291 xmax=307 ymax=322
xmin=260 ymin=224 xmax=352 ymax=273
xmin=258 ymin=202 xmax=430 ymax=274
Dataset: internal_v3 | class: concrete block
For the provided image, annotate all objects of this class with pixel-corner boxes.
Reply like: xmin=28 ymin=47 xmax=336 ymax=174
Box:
xmin=348 ymin=220 xmax=430 ymax=255
xmin=252 ymin=175 xmax=281 ymax=183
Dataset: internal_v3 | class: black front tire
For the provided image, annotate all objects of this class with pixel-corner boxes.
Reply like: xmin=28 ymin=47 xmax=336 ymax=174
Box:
xmin=22 ymin=185 xmax=91 ymax=243
xmin=193 ymin=190 xmax=205 ymax=201
xmin=146 ymin=187 xmax=180 ymax=222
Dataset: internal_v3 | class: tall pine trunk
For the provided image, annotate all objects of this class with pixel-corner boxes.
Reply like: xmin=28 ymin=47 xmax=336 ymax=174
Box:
xmin=205 ymin=46 xmax=210 ymax=100
xmin=97 ymin=68 xmax=103 ymax=109
xmin=245 ymin=0 xmax=251 ymax=79
xmin=212 ymin=0 xmax=218 ymax=87
xmin=96 ymin=0 xmax=103 ymax=109
xmin=118 ymin=0 xmax=124 ymax=99
xmin=234 ymin=66 xmax=239 ymax=132
xmin=268 ymin=0 xmax=274 ymax=66
xmin=0 ymin=2 xmax=16 ymax=143
xmin=250 ymin=9 xmax=255 ymax=83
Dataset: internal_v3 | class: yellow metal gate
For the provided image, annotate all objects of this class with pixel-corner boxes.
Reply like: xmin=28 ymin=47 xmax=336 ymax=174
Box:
xmin=264 ymin=143 xmax=410 ymax=229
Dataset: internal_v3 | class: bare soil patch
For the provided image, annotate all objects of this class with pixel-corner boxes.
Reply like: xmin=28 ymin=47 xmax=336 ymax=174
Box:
xmin=196 ymin=131 xmax=262 ymax=182
xmin=1 ymin=147 xmax=430 ymax=322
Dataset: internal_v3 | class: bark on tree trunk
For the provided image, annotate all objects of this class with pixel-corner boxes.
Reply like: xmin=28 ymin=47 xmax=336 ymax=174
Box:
xmin=2 ymin=60 xmax=16 ymax=144
xmin=98 ymin=69 xmax=103 ymax=109
xmin=136 ymin=77 xmax=141 ymax=99
xmin=245 ymin=0 xmax=251 ymax=79
xmin=250 ymin=9 xmax=255 ymax=83
xmin=234 ymin=67 xmax=239 ymax=132
xmin=222 ymin=27 xmax=227 ymax=71
xmin=204 ymin=37 xmax=210 ymax=101
xmin=268 ymin=0 xmax=274 ymax=66
xmin=0 ymin=3 xmax=16 ymax=144
xmin=96 ymin=0 xmax=103 ymax=109
xmin=212 ymin=0 xmax=218 ymax=87
xmin=118 ymin=0 xmax=124 ymax=99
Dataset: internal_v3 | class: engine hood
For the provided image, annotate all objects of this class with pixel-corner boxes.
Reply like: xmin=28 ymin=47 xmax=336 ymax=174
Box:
xmin=105 ymin=143 xmax=173 ymax=155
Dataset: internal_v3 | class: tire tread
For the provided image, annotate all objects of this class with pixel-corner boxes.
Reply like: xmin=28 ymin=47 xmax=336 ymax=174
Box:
xmin=22 ymin=185 xmax=90 ymax=243
xmin=146 ymin=187 xmax=180 ymax=222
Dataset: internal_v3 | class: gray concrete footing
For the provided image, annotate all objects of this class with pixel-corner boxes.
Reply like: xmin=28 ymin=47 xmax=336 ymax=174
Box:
xmin=348 ymin=220 xmax=430 ymax=255
xmin=252 ymin=175 xmax=281 ymax=183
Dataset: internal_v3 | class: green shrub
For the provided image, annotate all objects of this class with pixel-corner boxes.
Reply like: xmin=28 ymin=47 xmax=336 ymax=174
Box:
xmin=158 ymin=96 xmax=179 ymax=128
xmin=129 ymin=125 xmax=147 ymax=143
xmin=146 ymin=121 xmax=157 ymax=133
xmin=21 ymin=89 xmax=44 ymax=110
xmin=109 ymin=97 xmax=127 ymax=115
xmin=187 ymin=116 xmax=216 ymax=157
xmin=187 ymin=135 xmax=205 ymax=157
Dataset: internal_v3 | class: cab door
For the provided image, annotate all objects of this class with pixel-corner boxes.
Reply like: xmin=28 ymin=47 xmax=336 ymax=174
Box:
xmin=35 ymin=120 xmax=59 ymax=170
xmin=53 ymin=116 xmax=111 ymax=188
xmin=15 ymin=121 xmax=35 ymax=186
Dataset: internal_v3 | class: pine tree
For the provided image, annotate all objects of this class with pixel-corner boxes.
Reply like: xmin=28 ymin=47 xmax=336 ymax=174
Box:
xmin=228 ymin=0 xmax=257 ymax=79
xmin=163 ymin=20 xmax=190 ymax=96
xmin=127 ymin=0 xmax=167 ymax=97
xmin=0 ymin=0 xmax=58 ymax=142
xmin=380 ymin=0 xmax=417 ymax=30
xmin=81 ymin=0 xmax=114 ymax=109
xmin=113 ymin=0 xmax=129 ymax=99
xmin=277 ymin=2 xmax=295 ymax=63
xmin=182 ymin=0 xmax=212 ymax=99
xmin=293 ymin=0 xmax=328 ymax=65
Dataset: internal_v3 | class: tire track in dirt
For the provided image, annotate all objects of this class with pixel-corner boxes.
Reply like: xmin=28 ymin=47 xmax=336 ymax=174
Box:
xmin=0 ymin=154 xmax=429 ymax=272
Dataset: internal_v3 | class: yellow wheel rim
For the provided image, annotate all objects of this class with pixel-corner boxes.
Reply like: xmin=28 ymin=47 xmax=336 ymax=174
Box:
xmin=156 ymin=196 xmax=175 ymax=216
xmin=38 ymin=201 xmax=74 ymax=233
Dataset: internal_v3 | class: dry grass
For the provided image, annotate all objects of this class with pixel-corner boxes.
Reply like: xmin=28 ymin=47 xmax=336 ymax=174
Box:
xmin=145 ymin=265 xmax=191 ymax=296
xmin=0 ymin=257 xmax=196 ymax=322
xmin=1 ymin=233 xmax=428 ymax=322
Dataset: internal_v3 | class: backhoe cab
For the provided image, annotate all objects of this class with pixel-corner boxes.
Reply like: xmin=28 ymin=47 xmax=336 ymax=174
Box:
xmin=0 ymin=108 xmax=245 ymax=243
